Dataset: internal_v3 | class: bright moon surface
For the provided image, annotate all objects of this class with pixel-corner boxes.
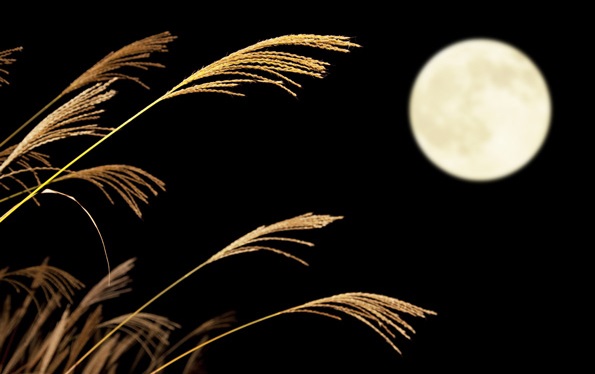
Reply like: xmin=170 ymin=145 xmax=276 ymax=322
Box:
xmin=409 ymin=38 xmax=551 ymax=182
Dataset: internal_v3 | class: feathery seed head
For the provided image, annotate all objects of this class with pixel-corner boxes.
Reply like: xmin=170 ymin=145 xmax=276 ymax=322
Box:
xmin=165 ymin=34 xmax=360 ymax=99
xmin=63 ymin=31 xmax=177 ymax=94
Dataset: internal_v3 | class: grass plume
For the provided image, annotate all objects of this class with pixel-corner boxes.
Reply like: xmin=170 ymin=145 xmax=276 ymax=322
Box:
xmin=151 ymin=292 xmax=436 ymax=373
xmin=0 ymin=79 xmax=117 ymax=174
xmin=53 ymin=165 xmax=166 ymax=219
xmin=63 ymin=212 xmax=343 ymax=373
xmin=0 ymin=34 xmax=359 ymax=223
xmin=204 ymin=212 xmax=344 ymax=266
xmin=163 ymin=34 xmax=360 ymax=99
xmin=0 ymin=164 xmax=166 ymax=218
xmin=0 ymin=32 xmax=175 ymax=149
xmin=1 ymin=31 xmax=436 ymax=373
xmin=62 ymin=31 xmax=177 ymax=95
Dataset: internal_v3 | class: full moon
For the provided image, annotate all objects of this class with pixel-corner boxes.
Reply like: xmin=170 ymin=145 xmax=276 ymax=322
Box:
xmin=408 ymin=38 xmax=551 ymax=182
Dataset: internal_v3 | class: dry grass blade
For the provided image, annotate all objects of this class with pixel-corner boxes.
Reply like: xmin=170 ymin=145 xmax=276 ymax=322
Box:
xmin=0 ymin=259 xmax=56 ymax=361
xmin=285 ymin=292 xmax=437 ymax=354
xmin=0 ymin=145 xmax=46 ymax=162
xmin=37 ymin=308 xmax=70 ymax=373
xmin=80 ymin=335 xmax=119 ymax=374
xmin=63 ymin=31 xmax=177 ymax=94
xmin=1 ymin=292 xmax=69 ymax=374
xmin=0 ymin=163 xmax=164 ymax=218
xmin=150 ymin=292 xmax=435 ymax=373
xmin=66 ymin=258 xmax=135 ymax=331
xmin=78 ymin=258 xmax=135 ymax=306
xmin=0 ymin=148 xmax=51 ymax=171
xmin=164 ymin=34 xmax=360 ymax=99
xmin=63 ymin=306 xmax=104 ymax=370
xmin=99 ymin=313 xmax=180 ymax=361
xmin=0 ymin=150 xmax=54 ymax=204
xmin=0 ymin=166 xmax=57 ymax=198
xmin=62 ymin=260 xmax=147 ymax=372
xmin=0 ymin=261 xmax=84 ymax=306
xmin=140 ymin=312 xmax=236 ymax=374
xmin=0 ymin=79 xmax=117 ymax=174
xmin=0 ymin=296 xmax=12 ymax=347
xmin=161 ymin=311 xmax=236 ymax=359
xmin=177 ymin=312 xmax=236 ymax=374
xmin=41 ymin=188 xmax=111 ymax=286
xmin=0 ymin=260 xmax=88 ymax=374
xmin=0 ymin=258 xmax=183 ymax=373
xmin=111 ymin=334 xmax=152 ymax=374
xmin=205 ymin=212 xmax=343 ymax=266
xmin=53 ymin=164 xmax=166 ymax=218
xmin=0 ymin=35 xmax=356 ymax=223
xmin=160 ymin=311 xmax=235 ymax=369
xmin=64 ymin=213 xmax=341 ymax=374
xmin=0 ymin=32 xmax=174 ymax=150
xmin=0 ymin=47 xmax=23 ymax=86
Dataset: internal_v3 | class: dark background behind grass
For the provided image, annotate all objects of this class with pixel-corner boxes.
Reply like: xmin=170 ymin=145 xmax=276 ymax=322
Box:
xmin=1 ymin=3 xmax=587 ymax=372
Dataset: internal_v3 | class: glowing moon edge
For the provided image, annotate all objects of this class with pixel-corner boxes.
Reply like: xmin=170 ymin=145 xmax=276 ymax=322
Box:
xmin=408 ymin=38 xmax=552 ymax=182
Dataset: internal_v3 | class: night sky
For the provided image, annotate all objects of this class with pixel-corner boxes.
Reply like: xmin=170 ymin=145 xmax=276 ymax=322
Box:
xmin=1 ymin=3 xmax=586 ymax=373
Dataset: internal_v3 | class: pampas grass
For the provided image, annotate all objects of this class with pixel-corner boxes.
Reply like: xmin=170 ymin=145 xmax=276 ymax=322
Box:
xmin=1 ymin=32 xmax=435 ymax=373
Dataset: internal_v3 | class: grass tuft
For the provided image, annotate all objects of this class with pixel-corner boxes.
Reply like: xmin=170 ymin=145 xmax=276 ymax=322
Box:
xmin=1 ymin=32 xmax=435 ymax=373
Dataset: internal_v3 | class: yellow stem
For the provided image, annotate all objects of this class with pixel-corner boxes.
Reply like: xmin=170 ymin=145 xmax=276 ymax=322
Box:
xmin=0 ymin=96 xmax=165 ymax=223
xmin=150 ymin=310 xmax=286 ymax=374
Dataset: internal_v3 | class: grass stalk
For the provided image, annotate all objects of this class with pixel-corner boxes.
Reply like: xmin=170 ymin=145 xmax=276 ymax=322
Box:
xmin=0 ymin=95 xmax=165 ymax=223
xmin=149 ymin=291 xmax=437 ymax=373
xmin=150 ymin=311 xmax=285 ymax=373
xmin=63 ymin=260 xmax=210 ymax=374
xmin=1 ymin=34 xmax=437 ymax=374
xmin=0 ymin=94 xmax=63 ymax=149
xmin=0 ymin=187 xmax=33 ymax=204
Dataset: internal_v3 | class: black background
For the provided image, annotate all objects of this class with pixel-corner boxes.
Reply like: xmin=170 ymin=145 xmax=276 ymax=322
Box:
xmin=1 ymin=3 xmax=587 ymax=373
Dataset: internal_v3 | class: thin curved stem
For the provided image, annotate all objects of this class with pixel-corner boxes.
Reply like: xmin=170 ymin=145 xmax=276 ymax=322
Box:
xmin=150 ymin=310 xmax=286 ymax=374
